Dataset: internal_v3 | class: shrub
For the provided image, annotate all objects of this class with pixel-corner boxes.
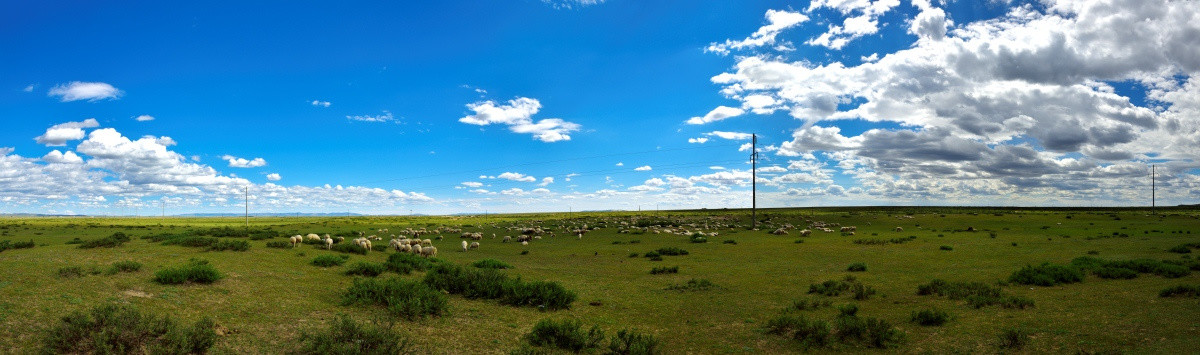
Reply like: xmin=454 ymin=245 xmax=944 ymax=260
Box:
xmin=789 ymin=298 xmax=831 ymax=311
xmin=794 ymin=239 xmax=805 ymax=244
xmin=341 ymin=277 xmax=448 ymax=320
xmin=266 ymin=241 xmax=291 ymax=248
xmin=643 ymin=251 xmax=661 ymax=259
xmin=313 ymin=255 xmax=348 ymax=267
xmin=107 ymin=260 xmax=143 ymax=274
xmin=862 ymin=317 xmax=903 ymax=349
xmin=162 ymin=236 xmax=218 ymax=248
xmin=836 ymin=304 xmax=859 ymax=317
xmin=655 ymin=247 xmax=688 ymax=256
xmin=65 ymin=238 xmax=84 ymax=245
xmin=910 ymin=308 xmax=949 ymax=326
xmin=607 ymin=329 xmax=660 ymax=355
xmin=649 ymin=266 xmax=678 ymax=275
xmin=329 ymin=243 xmax=368 ymax=255
xmin=851 ymin=283 xmax=876 ymax=300
xmin=153 ymin=259 xmax=223 ymax=285
xmin=765 ymin=315 xmax=830 ymax=349
xmin=78 ymin=232 xmax=131 ymax=249
xmin=917 ymin=279 xmax=1032 ymax=309
xmin=628 ymin=252 xmax=639 ymax=258
xmin=423 ymin=263 xmax=576 ymax=310
xmin=689 ymin=234 xmax=708 ymax=243
xmin=57 ymin=266 xmax=85 ymax=279
xmin=0 ymin=240 xmax=35 ymax=252
xmin=523 ymin=319 xmax=605 ymax=353
xmin=1093 ymin=267 xmax=1138 ymax=279
xmin=1168 ymin=244 xmax=1193 ymax=254
xmin=666 ymin=279 xmax=716 ymax=292
xmin=295 ymin=315 xmax=412 ymax=355
xmin=998 ymin=296 xmax=1035 ymax=309
xmin=809 ymin=280 xmax=851 ymax=296
xmin=383 ymin=252 xmax=433 ymax=274
xmin=521 ymin=250 xmax=530 ymax=255
xmin=1159 ymin=285 xmax=1200 ymax=298
xmin=998 ymin=328 xmax=1031 ymax=350
xmin=647 ymin=255 xmax=663 ymax=261
xmin=847 ymin=263 xmax=867 ymax=272
xmin=472 ymin=258 xmax=514 ymax=269
xmin=344 ymin=262 xmax=386 ymax=277
xmin=1009 ymin=263 xmax=1083 ymax=286
xmin=207 ymin=239 xmax=250 ymax=251
xmin=939 ymin=245 xmax=953 ymax=251
xmin=1072 ymin=256 xmax=1192 ymax=279
xmin=722 ymin=239 xmax=737 ymax=245
xmin=42 ymin=303 xmax=215 ymax=354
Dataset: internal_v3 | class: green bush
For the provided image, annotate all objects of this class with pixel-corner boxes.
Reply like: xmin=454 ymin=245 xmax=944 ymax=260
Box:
xmin=1093 ymin=267 xmax=1138 ymax=279
xmin=1072 ymin=256 xmax=1191 ymax=279
xmin=765 ymin=315 xmax=830 ymax=349
xmin=666 ymin=279 xmax=716 ymax=292
xmin=265 ymin=241 xmax=291 ymax=248
xmin=294 ymin=315 xmax=412 ymax=355
xmin=916 ymin=279 xmax=1033 ymax=309
xmin=106 ymin=260 xmax=143 ymax=274
xmin=998 ymin=328 xmax=1031 ymax=350
xmin=329 ymin=243 xmax=368 ymax=255
xmin=472 ymin=258 xmax=514 ymax=269
xmin=789 ymin=298 xmax=831 ymax=311
xmin=78 ymin=232 xmax=131 ymax=249
xmin=649 ymin=266 xmax=678 ymax=275
xmin=523 ymin=319 xmax=605 ymax=353
xmin=654 ymin=247 xmax=688 ymax=256
xmin=851 ymin=283 xmax=876 ymax=300
xmin=1167 ymin=244 xmax=1193 ymax=254
xmin=846 ymin=263 xmax=867 ymax=272
xmin=65 ymin=238 xmax=84 ymax=245
xmin=153 ymin=259 xmax=223 ymax=284
xmin=41 ymin=303 xmax=215 ymax=354
xmin=383 ymin=253 xmax=434 ymax=275
xmin=607 ymin=329 xmax=660 ymax=355
xmin=162 ymin=236 xmax=218 ymax=248
xmin=208 ymin=239 xmax=250 ymax=251
xmin=344 ymin=262 xmax=386 ymax=277
xmin=313 ymin=255 xmax=348 ymax=267
xmin=341 ymin=277 xmax=448 ymax=320
xmin=836 ymin=304 xmax=858 ymax=317
xmin=423 ymin=263 xmax=576 ymax=310
xmin=809 ymin=280 xmax=851 ymax=296
xmin=1009 ymin=263 xmax=1083 ymax=286
xmin=57 ymin=266 xmax=85 ymax=279
xmin=910 ymin=308 xmax=949 ymax=326
xmin=862 ymin=317 xmax=903 ymax=349
xmin=0 ymin=240 xmax=35 ymax=252
xmin=1159 ymin=285 xmax=1200 ymax=298
xmin=722 ymin=239 xmax=737 ymax=245
xmin=939 ymin=245 xmax=953 ymax=251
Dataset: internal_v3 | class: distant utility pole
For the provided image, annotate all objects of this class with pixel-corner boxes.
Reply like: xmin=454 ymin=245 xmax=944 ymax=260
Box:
xmin=751 ymin=133 xmax=758 ymax=230
xmin=1151 ymin=165 xmax=1156 ymax=209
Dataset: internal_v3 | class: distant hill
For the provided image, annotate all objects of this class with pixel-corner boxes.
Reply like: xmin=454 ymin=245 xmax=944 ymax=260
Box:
xmin=174 ymin=213 xmax=365 ymax=217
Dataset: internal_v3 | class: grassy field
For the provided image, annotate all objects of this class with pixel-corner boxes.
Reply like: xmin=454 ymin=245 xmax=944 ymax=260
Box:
xmin=1 ymin=207 xmax=1199 ymax=353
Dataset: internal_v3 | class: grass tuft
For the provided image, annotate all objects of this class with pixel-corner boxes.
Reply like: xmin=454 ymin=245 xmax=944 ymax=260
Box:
xmin=41 ymin=303 xmax=215 ymax=354
xmin=152 ymin=259 xmax=223 ymax=285
xmin=294 ymin=315 xmax=412 ymax=354
xmin=341 ymin=277 xmax=447 ymax=320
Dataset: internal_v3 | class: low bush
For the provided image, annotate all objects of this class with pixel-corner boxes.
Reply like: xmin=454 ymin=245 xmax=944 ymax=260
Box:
xmin=1009 ymin=263 xmax=1083 ymax=286
xmin=207 ymin=239 xmax=250 ymax=252
xmin=329 ymin=243 xmax=368 ymax=255
xmin=1167 ymin=243 xmax=1196 ymax=254
xmin=153 ymin=259 xmax=223 ymax=285
xmin=383 ymin=252 xmax=434 ymax=274
xmin=689 ymin=234 xmax=708 ymax=243
xmin=1159 ymin=285 xmax=1200 ymax=298
xmin=523 ymin=319 xmax=605 ymax=353
xmin=294 ymin=315 xmax=412 ymax=354
xmin=0 ymin=240 xmax=35 ymax=252
xmin=642 ymin=251 xmax=660 ymax=259
xmin=1071 ymin=256 xmax=1192 ymax=279
xmin=655 ymin=247 xmax=688 ymax=256
xmin=910 ymin=308 xmax=949 ymax=326
xmin=57 ymin=266 xmax=85 ymax=279
xmin=65 ymin=238 xmax=84 ymax=245
xmin=344 ymin=262 xmax=386 ymax=277
xmin=472 ymin=258 xmax=514 ymax=269
xmin=809 ymin=280 xmax=852 ymax=296
xmin=846 ymin=263 xmax=867 ymax=272
xmin=789 ymin=298 xmax=831 ymax=311
xmin=313 ymin=255 xmax=349 ymax=267
xmin=423 ymin=263 xmax=575 ymax=310
xmin=1093 ymin=267 xmax=1138 ymax=279
xmin=649 ymin=266 xmax=678 ymax=275
xmin=607 ymin=328 xmax=661 ymax=355
xmin=42 ymin=303 xmax=215 ymax=354
xmin=666 ymin=279 xmax=716 ymax=292
xmin=162 ymin=236 xmax=218 ymax=248
xmin=341 ymin=277 xmax=448 ymax=320
xmin=851 ymin=283 xmax=877 ymax=301
xmin=939 ymin=245 xmax=953 ymax=251
xmin=916 ymin=279 xmax=1033 ymax=309
xmin=998 ymin=328 xmax=1031 ymax=350
xmin=106 ymin=260 xmax=143 ymax=274
xmin=765 ymin=315 xmax=830 ymax=349
xmin=78 ymin=232 xmax=131 ymax=249
xmin=722 ymin=239 xmax=737 ymax=245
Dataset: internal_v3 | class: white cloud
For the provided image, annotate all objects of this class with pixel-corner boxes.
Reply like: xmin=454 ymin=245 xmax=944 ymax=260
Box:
xmin=347 ymin=111 xmax=394 ymax=122
xmin=42 ymin=150 xmax=83 ymax=164
xmin=804 ymin=0 xmax=902 ymax=50
xmin=266 ymin=173 xmax=282 ymax=181
xmin=539 ymin=177 xmax=554 ymax=186
xmin=706 ymin=131 xmax=754 ymax=140
xmin=496 ymin=172 xmax=537 ymax=182
xmin=47 ymin=82 xmax=122 ymax=102
xmin=707 ymin=9 xmax=809 ymax=55
xmin=35 ymin=119 xmax=100 ymax=146
xmin=501 ymin=188 xmax=528 ymax=196
xmin=688 ymin=137 xmax=709 ymax=144
xmin=615 ymin=162 xmax=624 ymax=166
xmin=222 ymin=155 xmax=267 ymax=168
xmin=686 ymin=106 xmax=745 ymax=125
xmin=462 ymin=181 xmax=484 ymax=188
xmin=311 ymin=100 xmax=332 ymax=108
xmin=23 ymin=85 xmax=34 ymax=92
xmin=634 ymin=165 xmax=652 ymax=171
xmin=460 ymin=97 xmax=581 ymax=142
xmin=565 ymin=173 xmax=579 ymax=182
xmin=135 ymin=115 xmax=155 ymax=122
xmin=541 ymin=0 xmax=604 ymax=9
xmin=710 ymin=166 xmax=726 ymax=170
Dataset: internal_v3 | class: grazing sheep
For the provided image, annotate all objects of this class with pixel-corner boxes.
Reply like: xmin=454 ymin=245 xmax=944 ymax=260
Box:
xmin=324 ymin=237 xmax=333 ymax=250
xmin=521 ymin=241 xmax=529 ymax=246
xmin=469 ymin=242 xmax=479 ymax=249
xmin=290 ymin=235 xmax=303 ymax=248
xmin=336 ymin=236 xmax=344 ymax=243
xmin=461 ymin=240 xmax=469 ymax=252
xmin=799 ymin=229 xmax=812 ymax=237
xmin=502 ymin=236 xmax=512 ymax=243
xmin=306 ymin=233 xmax=321 ymax=241
xmin=895 ymin=227 xmax=904 ymax=232
xmin=422 ymin=239 xmax=432 ymax=247
xmin=772 ymin=228 xmax=788 ymax=235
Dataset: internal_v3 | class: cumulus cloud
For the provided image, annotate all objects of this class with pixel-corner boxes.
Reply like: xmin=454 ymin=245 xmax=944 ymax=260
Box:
xmin=135 ymin=115 xmax=155 ymax=122
xmin=541 ymin=0 xmax=604 ymax=9
xmin=311 ymin=100 xmax=332 ymax=107
xmin=688 ymin=137 xmax=710 ymax=144
xmin=42 ymin=150 xmax=83 ymax=164
xmin=266 ymin=173 xmax=281 ymax=181
xmin=707 ymin=9 xmax=809 ymax=55
xmin=462 ymin=181 xmax=484 ymax=188
xmin=634 ymin=165 xmax=652 ymax=171
xmin=495 ymin=172 xmax=537 ymax=182
xmin=35 ymin=119 xmax=100 ymax=146
xmin=460 ymin=97 xmax=581 ymax=142
xmin=23 ymin=85 xmax=34 ymax=92
xmin=347 ymin=111 xmax=394 ymax=122
xmin=47 ymin=82 xmax=123 ymax=102
xmin=805 ymin=0 xmax=901 ymax=50
xmin=539 ymin=177 xmax=554 ymax=186
xmin=686 ymin=106 xmax=744 ymax=125
xmin=706 ymin=131 xmax=754 ymax=140
xmin=222 ymin=155 xmax=267 ymax=168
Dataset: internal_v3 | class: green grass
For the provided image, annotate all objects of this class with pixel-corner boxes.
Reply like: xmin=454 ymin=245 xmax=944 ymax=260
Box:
xmin=294 ymin=315 xmax=412 ymax=354
xmin=152 ymin=259 xmax=223 ymax=284
xmin=0 ymin=208 xmax=1198 ymax=353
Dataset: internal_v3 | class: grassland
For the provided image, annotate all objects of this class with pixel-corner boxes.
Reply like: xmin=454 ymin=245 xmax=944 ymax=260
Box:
xmin=1 ymin=207 xmax=1198 ymax=353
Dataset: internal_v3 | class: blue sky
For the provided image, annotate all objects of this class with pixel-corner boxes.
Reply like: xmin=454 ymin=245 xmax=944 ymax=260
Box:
xmin=2 ymin=0 xmax=1198 ymax=215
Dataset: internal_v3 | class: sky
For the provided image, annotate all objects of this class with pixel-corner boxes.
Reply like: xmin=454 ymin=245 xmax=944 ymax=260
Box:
xmin=1 ymin=0 xmax=1198 ymax=215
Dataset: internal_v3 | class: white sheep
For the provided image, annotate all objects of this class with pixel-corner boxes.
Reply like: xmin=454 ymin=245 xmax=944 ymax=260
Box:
xmin=306 ymin=233 xmax=321 ymax=241
xmin=521 ymin=241 xmax=528 ymax=246
xmin=502 ymin=236 xmax=512 ymax=243
xmin=469 ymin=242 xmax=479 ymax=249
xmin=799 ymin=229 xmax=812 ymax=237
xmin=290 ymin=235 xmax=303 ymax=248
xmin=461 ymin=240 xmax=469 ymax=252
xmin=324 ymin=237 xmax=333 ymax=250
xmin=895 ymin=227 xmax=904 ymax=232
xmin=422 ymin=239 xmax=432 ymax=247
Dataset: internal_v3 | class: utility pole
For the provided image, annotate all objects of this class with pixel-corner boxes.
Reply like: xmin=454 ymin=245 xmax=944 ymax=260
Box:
xmin=751 ymin=134 xmax=758 ymax=230
xmin=1152 ymin=165 xmax=1156 ymax=209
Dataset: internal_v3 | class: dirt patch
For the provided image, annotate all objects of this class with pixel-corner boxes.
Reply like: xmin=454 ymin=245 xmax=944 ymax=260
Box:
xmin=122 ymin=290 xmax=152 ymax=298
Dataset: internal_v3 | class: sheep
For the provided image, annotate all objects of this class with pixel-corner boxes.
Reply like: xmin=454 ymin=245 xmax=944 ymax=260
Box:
xmin=469 ymin=242 xmax=480 ymax=249
xmin=502 ymin=236 xmax=512 ymax=243
xmin=336 ymin=236 xmax=345 ymax=243
xmin=422 ymin=239 xmax=433 ymax=247
xmin=290 ymin=235 xmax=303 ymax=248
xmin=521 ymin=241 xmax=528 ymax=246
xmin=306 ymin=233 xmax=321 ymax=241
xmin=894 ymin=227 xmax=904 ymax=232
xmin=324 ymin=237 xmax=333 ymax=250
xmin=362 ymin=240 xmax=372 ymax=253
xmin=799 ymin=229 xmax=812 ymax=237
xmin=772 ymin=228 xmax=789 ymax=235
xmin=461 ymin=240 xmax=469 ymax=252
